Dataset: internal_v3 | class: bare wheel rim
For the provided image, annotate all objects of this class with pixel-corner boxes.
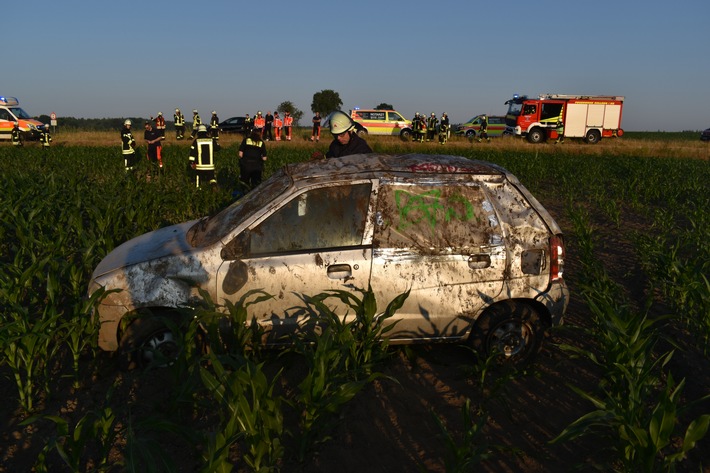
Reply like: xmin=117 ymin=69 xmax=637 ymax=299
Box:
xmin=489 ymin=320 xmax=532 ymax=358
xmin=141 ymin=330 xmax=179 ymax=365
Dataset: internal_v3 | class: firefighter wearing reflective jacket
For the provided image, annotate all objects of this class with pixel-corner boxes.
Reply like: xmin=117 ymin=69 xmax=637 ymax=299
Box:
xmin=190 ymin=109 xmax=202 ymax=138
xmin=121 ymin=119 xmax=138 ymax=172
xmin=426 ymin=112 xmax=438 ymax=142
xmin=477 ymin=114 xmax=490 ymax=142
xmin=174 ymin=108 xmax=186 ymax=140
xmin=154 ymin=112 xmax=166 ymax=138
xmin=40 ymin=126 xmax=52 ymax=148
xmin=283 ymin=111 xmax=293 ymax=141
xmin=439 ymin=112 xmax=449 ymax=144
xmin=210 ymin=111 xmax=221 ymax=151
xmin=189 ymin=125 xmax=216 ymax=188
xmin=11 ymin=122 xmax=23 ymax=147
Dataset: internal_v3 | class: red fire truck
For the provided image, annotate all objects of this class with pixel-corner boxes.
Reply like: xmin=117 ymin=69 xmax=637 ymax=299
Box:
xmin=504 ymin=94 xmax=624 ymax=144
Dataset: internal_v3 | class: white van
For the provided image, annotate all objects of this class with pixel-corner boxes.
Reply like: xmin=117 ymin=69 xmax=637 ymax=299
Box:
xmin=0 ymin=96 xmax=47 ymax=141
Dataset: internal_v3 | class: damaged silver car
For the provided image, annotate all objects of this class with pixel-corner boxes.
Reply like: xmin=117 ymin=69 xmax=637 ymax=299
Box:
xmin=88 ymin=154 xmax=569 ymax=367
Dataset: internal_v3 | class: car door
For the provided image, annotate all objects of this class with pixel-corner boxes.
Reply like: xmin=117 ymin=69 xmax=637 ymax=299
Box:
xmin=215 ymin=181 xmax=375 ymax=341
xmin=369 ymin=179 xmax=506 ymax=341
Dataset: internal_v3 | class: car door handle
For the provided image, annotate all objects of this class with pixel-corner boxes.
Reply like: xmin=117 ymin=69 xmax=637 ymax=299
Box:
xmin=327 ymin=264 xmax=352 ymax=280
xmin=468 ymin=254 xmax=491 ymax=269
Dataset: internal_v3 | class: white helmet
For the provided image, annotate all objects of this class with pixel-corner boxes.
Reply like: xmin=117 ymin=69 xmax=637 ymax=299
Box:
xmin=328 ymin=110 xmax=354 ymax=135
xmin=158 ymin=112 xmax=163 ymax=116
xmin=124 ymin=119 xmax=132 ymax=126
xmin=198 ymin=124 xmax=207 ymax=132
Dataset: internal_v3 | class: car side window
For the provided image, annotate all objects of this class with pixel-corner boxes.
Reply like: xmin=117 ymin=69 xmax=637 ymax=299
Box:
xmin=248 ymin=183 xmax=372 ymax=255
xmin=389 ymin=112 xmax=404 ymax=121
xmin=374 ymin=183 xmax=493 ymax=253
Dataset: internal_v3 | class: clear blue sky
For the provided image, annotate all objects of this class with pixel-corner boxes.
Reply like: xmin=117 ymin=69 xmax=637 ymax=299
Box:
xmin=6 ymin=0 xmax=709 ymax=131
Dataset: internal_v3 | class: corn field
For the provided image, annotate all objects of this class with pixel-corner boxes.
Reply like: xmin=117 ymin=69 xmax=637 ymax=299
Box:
xmin=0 ymin=136 xmax=708 ymax=472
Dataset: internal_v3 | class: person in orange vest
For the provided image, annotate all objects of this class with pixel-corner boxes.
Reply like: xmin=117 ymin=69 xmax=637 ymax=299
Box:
xmin=283 ymin=111 xmax=294 ymax=141
xmin=253 ymin=111 xmax=265 ymax=138
xmin=273 ymin=111 xmax=283 ymax=141
xmin=154 ymin=112 xmax=166 ymax=138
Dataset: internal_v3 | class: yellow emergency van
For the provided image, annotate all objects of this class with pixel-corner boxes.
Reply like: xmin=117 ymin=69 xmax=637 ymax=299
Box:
xmin=0 ymin=96 xmax=48 ymax=141
xmin=350 ymin=108 xmax=413 ymax=140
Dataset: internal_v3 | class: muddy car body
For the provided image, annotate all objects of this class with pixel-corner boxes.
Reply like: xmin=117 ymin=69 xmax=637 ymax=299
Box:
xmin=88 ymin=154 xmax=568 ymax=366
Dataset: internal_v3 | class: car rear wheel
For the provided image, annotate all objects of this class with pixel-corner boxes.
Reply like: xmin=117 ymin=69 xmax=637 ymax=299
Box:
xmin=468 ymin=302 xmax=543 ymax=366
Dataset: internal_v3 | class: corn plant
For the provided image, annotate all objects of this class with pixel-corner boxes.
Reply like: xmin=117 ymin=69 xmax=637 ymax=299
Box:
xmin=554 ymin=198 xmax=710 ymax=471
xmin=24 ymin=405 xmax=119 ymax=472
xmin=200 ymin=354 xmax=284 ymax=473
xmin=430 ymin=398 xmax=504 ymax=473
xmin=288 ymin=287 xmax=407 ymax=460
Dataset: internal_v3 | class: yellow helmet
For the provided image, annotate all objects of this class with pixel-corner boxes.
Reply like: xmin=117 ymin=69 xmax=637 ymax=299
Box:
xmin=328 ymin=110 xmax=354 ymax=135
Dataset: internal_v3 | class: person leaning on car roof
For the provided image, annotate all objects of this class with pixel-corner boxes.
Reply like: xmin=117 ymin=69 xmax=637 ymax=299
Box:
xmin=325 ymin=110 xmax=372 ymax=158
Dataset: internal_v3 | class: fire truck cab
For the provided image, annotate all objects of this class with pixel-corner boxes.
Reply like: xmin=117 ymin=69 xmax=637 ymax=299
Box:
xmin=0 ymin=96 xmax=48 ymax=141
xmin=505 ymin=94 xmax=624 ymax=144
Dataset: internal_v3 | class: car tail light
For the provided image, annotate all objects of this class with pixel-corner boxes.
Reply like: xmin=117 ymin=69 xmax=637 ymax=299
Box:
xmin=550 ymin=235 xmax=565 ymax=281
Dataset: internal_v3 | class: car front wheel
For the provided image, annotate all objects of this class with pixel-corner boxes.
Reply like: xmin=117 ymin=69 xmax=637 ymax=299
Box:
xmin=469 ymin=302 xmax=544 ymax=366
xmin=119 ymin=314 xmax=185 ymax=370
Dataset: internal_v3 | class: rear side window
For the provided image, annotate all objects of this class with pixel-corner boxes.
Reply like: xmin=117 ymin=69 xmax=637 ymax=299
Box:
xmin=374 ymin=183 xmax=494 ymax=253
xmin=249 ymin=183 xmax=372 ymax=255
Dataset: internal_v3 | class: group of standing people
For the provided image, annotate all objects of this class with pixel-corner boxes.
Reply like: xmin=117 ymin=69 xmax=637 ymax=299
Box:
xmin=10 ymin=122 xmax=52 ymax=148
xmin=244 ymin=111 xmax=294 ymax=142
xmin=412 ymin=112 xmax=451 ymax=144
xmin=121 ymin=108 xmax=268 ymax=191
xmin=120 ymin=106 xmax=379 ymax=191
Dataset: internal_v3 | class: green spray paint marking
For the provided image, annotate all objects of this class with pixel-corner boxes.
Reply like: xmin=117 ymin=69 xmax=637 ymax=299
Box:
xmin=394 ymin=189 xmax=476 ymax=231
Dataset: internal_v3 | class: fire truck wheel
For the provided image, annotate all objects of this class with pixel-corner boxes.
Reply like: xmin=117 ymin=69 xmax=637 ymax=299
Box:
xmin=527 ymin=128 xmax=545 ymax=144
xmin=585 ymin=129 xmax=601 ymax=144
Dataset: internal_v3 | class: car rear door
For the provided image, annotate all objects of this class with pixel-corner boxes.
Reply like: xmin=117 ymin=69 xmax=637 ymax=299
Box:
xmin=369 ymin=179 xmax=506 ymax=341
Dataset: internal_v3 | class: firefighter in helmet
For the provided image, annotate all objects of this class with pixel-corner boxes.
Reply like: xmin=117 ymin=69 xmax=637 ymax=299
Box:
xmin=154 ymin=112 xmax=166 ymax=138
xmin=11 ymin=122 xmax=23 ymax=147
xmin=189 ymin=124 xmax=216 ymax=188
xmin=191 ymin=109 xmax=202 ymax=138
xmin=477 ymin=114 xmax=490 ymax=142
xmin=439 ymin=112 xmax=449 ymax=144
xmin=121 ymin=119 xmax=138 ymax=172
xmin=210 ymin=111 xmax=221 ymax=151
xmin=174 ymin=108 xmax=186 ymax=140
xmin=426 ymin=112 xmax=438 ymax=142
xmin=325 ymin=110 xmax=372 ymax=158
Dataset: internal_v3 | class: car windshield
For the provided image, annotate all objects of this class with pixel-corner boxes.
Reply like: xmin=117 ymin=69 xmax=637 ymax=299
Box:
xmin=188 ymin=169 xmax=291 ymax=247
xmin=9 ymin=107 xmax=31 ymax=119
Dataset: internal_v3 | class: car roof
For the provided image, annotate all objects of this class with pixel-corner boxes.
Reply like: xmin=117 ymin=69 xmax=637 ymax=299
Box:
xmin=283 ymin=154 xmax=508 ymax=181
